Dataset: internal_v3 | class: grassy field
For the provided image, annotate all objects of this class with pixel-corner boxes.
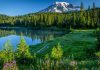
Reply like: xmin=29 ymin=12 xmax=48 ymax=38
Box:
xmin=30 ymin=30 xmax=97 ymax=60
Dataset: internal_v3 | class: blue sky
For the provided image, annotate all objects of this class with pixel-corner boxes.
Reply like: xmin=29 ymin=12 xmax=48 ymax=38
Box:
xmin=0 ymin=0 xmax=99 ymax=16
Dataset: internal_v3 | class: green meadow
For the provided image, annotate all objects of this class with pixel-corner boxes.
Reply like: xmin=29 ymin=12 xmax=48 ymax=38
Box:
xmin=30 ymin=30 xmax=97 ymax=60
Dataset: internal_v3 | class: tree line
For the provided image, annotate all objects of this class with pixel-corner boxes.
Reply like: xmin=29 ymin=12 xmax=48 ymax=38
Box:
xmin=0 ymin=2 xmax=100 ymax=29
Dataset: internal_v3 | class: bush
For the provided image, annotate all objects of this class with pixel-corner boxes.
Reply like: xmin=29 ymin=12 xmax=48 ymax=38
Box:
xmin=3 ymin=60 xmax=18 ymax=70
xmin=95 ymin=52 xmax=100 ymax=59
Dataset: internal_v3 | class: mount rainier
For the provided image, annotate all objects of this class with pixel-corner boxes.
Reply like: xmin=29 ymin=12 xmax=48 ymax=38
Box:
xmin=39 ymin=2 xmax=80 ymax=13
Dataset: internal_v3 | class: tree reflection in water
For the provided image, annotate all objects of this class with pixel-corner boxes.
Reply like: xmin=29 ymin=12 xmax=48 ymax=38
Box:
xmin=0 ymin=28 xmax=66 ymax=50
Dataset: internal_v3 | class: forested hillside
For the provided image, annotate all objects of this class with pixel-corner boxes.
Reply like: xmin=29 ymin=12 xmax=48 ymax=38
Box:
xmin=0 ymin=6 xmax=100 ymax=29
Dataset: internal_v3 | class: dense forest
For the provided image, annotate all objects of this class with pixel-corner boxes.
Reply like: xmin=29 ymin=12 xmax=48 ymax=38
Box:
xmin=0 ymin=3 xmax=100 ymax=29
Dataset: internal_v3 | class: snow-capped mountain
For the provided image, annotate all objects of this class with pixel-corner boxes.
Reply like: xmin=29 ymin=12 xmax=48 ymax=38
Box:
xmin=39 ymin=2 xmax=80 ymax=13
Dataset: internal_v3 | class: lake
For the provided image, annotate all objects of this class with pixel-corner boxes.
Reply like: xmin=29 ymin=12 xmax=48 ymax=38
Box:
xmin=0 ymin=28 xmax=66 ymax=50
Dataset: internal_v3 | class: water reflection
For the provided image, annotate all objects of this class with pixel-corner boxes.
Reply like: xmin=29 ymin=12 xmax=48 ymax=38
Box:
xmin=0 ymin=28 xmax=66 ymax=49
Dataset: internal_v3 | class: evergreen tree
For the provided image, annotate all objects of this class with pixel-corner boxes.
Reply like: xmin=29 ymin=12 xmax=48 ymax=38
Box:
xmin=93 ymin=2 xmax=96 ymax=10
xmin=16 ymin=36 xmax=32 ymax=60
xmin=51 ymin=43 xmax=63 ymax=60
xmin=87 ymin=11 xmax=91 ymax=27
xmin=2 ymin=41 xmax=14 ymax=63
xmin=92 ymin=2 xmax=97 ymax=27
xmin=80 ymin=2 xmax=84 ymax=11
xmin=88 ymin=5 xmax=91 ymax=10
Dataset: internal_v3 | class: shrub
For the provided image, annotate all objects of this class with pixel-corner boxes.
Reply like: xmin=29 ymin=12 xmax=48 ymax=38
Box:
xmin=95 ymin=52 xmax=100 ymax=59
xmin=3 ymin=60 xmax=18 ymax=70
xmin=44 ymin=54 xmax=49 ymax=59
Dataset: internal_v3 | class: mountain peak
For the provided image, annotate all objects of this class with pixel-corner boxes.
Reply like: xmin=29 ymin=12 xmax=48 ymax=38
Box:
xmin=39 ymin=2 xmax=80 ymax=13
xmin=55 ymin=2 xmax=69 ymax=5
xmin=54 ymin=2 xmax=70 ymax=8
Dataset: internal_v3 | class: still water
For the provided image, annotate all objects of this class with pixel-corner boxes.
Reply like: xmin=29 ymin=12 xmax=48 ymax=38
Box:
xmin=0 ymin=28 xmax=66 ymax=49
